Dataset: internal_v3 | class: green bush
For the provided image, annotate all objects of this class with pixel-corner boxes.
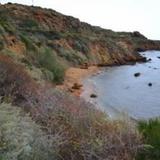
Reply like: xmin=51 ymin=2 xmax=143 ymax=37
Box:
xmin=0 ymin=103 xmax=56 ymax=160
xmin=38 ymin=47 xmax=65 ymax=83
xmin=73 ymin=39 xmax=89 ymax=54
xmin=0 ymin=18 xmax=15 ymax=34
xmin=0 ymin=14 xmax=8 ymax=27
xmin=0 ymin=41 xmax=4 ymax=51
xmin=20 ymin=19 xmax=39 ymax=29
xmin=41 ymin=68 xmax=54 ymax=81
xmin=20 ymin=34 xmax=37 ymax=51
xmin=19 ymin=34 xmax=65 ymax=83
xmin=0 ymin=25 xmax=5 ymax=34
xmin=0 ymin=10 xmax=15 ymax=34
xmin=58 ymin=47 xmax=87 ymax=65
xmin=137 ymin=118 xmax=160 ymax=160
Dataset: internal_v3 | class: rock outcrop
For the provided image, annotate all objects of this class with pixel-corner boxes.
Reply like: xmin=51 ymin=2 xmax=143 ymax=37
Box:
xmin=0 ymin=3 xmax=160 ymax=68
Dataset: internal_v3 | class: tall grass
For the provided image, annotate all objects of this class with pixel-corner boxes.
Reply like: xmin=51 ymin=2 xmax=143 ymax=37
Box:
xmin=0 ymin=55 xmax=142 ymax=160
xmin=137 ymin=118 xmax=160 ymax=160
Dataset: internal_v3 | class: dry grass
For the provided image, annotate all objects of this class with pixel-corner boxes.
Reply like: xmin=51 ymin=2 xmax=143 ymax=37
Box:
xmin=0 ymin=55 xmax=142 ymax=160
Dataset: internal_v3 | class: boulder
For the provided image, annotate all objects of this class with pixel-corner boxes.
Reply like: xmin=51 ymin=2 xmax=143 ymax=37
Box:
xmin=72 ymin=83 xmax=83 ymax=90
xmin=90 ymin=94 xmax=97 ymax=98
xmin=147 ymin=58 xmax=152 ymax=62
xmin=148 ymin=83 xmax=152 ymax=87
xmin=134 ymin=72 xmax=141 ymax=77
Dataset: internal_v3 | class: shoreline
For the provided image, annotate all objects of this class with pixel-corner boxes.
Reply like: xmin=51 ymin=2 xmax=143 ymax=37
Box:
xmin=57 ymin=57 xmax=146 ymax=97
xmin=57 ymin=57 xmax=147 ymax=97
xmin=57 ymin=66 xmax=100 ymax=96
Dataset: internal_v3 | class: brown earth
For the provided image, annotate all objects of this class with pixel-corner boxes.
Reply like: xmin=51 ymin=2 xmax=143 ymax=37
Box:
xmin=57 ymin=66 xmax=99 ymax=96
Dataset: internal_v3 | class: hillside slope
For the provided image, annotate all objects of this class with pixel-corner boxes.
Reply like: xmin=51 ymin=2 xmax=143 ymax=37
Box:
xmin=0 ymin=3 xmax=159 ymax=160
xmin=0 ymin=3 xmax=160 ymax=70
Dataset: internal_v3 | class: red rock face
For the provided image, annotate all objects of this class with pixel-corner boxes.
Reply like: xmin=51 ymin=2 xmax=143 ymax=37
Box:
xmin=0 ymin=3 xmax=160 ymax=67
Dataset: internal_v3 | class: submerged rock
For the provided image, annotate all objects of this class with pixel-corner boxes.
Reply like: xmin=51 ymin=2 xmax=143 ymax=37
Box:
xmin=147 ymin=58 xmax=152 ymax=62
xmin=148 ymin=83 xmax=152 ymax=87
xmin=90 ymin=94 xmax=97 ymax=98
xmin=134 ymin=72 xmax=141 ymax=77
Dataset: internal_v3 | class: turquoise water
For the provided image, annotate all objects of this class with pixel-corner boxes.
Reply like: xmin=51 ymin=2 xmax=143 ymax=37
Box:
xmin=82 ymin=51 xmax=160 ymax=120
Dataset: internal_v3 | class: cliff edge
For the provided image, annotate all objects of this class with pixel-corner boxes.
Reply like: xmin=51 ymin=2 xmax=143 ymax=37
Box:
xmin=0 ymin=3 xmax=160 ymax=66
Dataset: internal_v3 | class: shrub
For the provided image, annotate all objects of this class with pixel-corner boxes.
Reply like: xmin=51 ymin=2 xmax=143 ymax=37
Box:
xmin=29 ymin=88 xmax=142 ymax=160
xmin=0 ymin=55 xmax=38 ymax=107
xmin=0 ymin=10 xmax=15 ymax=34
xmin=0 ymin=19 xmax=15 ymax=34
xmin=0 ymin=41 xmax=4 ymax=50
xmin=20 ymin=34 xmax=37 ymax=51
xmin=0 ymin=12 xmax=9 ymax=27
xmin=41 ymin=30 xmax=62 ymax=40
xmin=136 ymin=118 xmax=160 ymax=160
xmin=20 ymin=19 xmax=39 ymax=29
xmin=73 ymin=39 xmax=89 ymax=54
xmin=18 ymin=36 xmax=65 ymax=84
xmin=58 ymin=47 xmax=87 ymax=65
xmin=37 ymin=47 xmax=65 ymax=84
xmin=41 ymin=68 xmax=54 ymax=81
xmin=0 ymin=103 xmax=56 ymax=160
xmin=0 ymin=55 xmax=142 ymax=159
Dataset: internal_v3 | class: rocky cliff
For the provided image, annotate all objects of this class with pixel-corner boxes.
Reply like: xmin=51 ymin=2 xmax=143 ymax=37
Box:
xmin=0 ymin=3 xmax=158 ymax=159
xmin=0 ymin=3 xmax=160 ymax=82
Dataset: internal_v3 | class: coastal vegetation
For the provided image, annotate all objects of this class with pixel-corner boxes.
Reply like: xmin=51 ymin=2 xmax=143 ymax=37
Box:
xmin=136 ymin=119 xmax=160 ymax=160
xmin=0 ymin=55 xmax=141 ymax=159
xmin=0 ymin=2 xmax=160 ymax=160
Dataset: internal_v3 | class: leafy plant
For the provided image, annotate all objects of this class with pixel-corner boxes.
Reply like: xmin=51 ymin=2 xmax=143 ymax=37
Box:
xmin=37 ymin=47 xmax=65 ymax=83
xmin=20 ymin=34 xmax=37 ymax=51
xmin=136 ymin=118 xmax=160 ymax=160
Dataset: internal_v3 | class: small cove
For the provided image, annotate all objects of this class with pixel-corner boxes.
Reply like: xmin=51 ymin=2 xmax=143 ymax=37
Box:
xmin=81 ymin=50 xmax=160 ymax=120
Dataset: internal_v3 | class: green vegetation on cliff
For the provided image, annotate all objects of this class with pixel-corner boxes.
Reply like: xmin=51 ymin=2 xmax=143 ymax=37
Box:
xmin=0 ymin=3 xmax=159 ymax=84
xmin=0 ymin=3 xmax=160 ymax=160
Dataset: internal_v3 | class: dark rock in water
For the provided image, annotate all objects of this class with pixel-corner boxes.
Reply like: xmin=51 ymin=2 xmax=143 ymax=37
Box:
xmin=153 ymin=67 xmax=157 ymax=70
xmin=148 ymin=83 xmax=152 ymax=87
xmin=90 ymin=94 xmax=97 ymax=98
xmin=140 ymin=57 xmax=147 ymax=62
xmin=147 ymin=58 xmax=152 ymax=62
xmin=148 ymin=66 xmax=152 ymax=68
xmin=134 ymin=72 xmax=141 ymax=77
xmin=157 ymin=56 xmax=160 ymax=59
xmin=136 ymin=48 xmax=146 ymax=52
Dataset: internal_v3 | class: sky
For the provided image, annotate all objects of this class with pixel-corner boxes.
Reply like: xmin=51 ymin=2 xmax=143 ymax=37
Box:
xmin=1 ymin=0 xmax=160 ymax=40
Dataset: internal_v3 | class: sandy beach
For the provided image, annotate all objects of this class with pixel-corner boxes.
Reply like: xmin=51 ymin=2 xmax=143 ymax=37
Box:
xmin=57 ymin=66 xmax=99 ymax=96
